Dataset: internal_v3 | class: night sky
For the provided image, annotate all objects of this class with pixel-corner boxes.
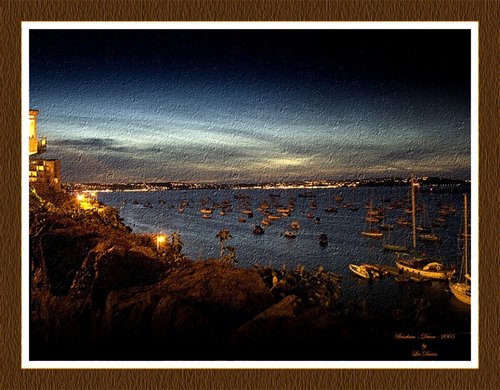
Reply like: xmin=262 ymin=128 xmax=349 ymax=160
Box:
xmin=29 ymin=29 xmax=471 ymax=183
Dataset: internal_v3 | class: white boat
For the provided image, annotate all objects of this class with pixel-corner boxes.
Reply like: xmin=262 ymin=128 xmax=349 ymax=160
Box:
xmin=396 ymin=255 xmax=454 ymax=280
xmin=395 ymin=177 xmax=454 ymax=280
xmin=449 ymin=194 xmax=471 ymax=305
xmin=349 ymin=264 xmax=379 ymax=280
xmin=449 ymin=277 xmax=471 ymax=304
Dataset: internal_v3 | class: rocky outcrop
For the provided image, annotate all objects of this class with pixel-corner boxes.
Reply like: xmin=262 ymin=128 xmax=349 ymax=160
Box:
xmin=95 ymin=260 xmax=274 ymax=359
xmin=29 ymin=190 xmax=348 ymax=361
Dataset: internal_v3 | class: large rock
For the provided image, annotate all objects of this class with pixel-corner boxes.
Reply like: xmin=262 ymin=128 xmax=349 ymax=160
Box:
xmin=230 ymin=294 xmax=302 ymax=350
xmin=97 ymin=260 xmax=274 ymax=358
xmin=93 ymin=245 xmax=166 ymax=293
xmin=38 ymin=227 xmax=101 ymax=295
xmin=158 ymin=260 xmax=274 ymax=317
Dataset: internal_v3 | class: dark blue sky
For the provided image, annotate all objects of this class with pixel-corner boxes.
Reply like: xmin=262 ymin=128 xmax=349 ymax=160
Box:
xmin=29 ymin=29 xmax=471 ymax=183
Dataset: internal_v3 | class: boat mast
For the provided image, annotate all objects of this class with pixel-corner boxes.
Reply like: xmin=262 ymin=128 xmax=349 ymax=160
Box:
xmin=463 ymin=193 xmax=468 ymax=281
xmin=411 ymin=176 xmax=417 ymax=250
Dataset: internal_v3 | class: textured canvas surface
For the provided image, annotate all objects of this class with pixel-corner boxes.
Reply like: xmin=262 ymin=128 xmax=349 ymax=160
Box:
xmin=1 ymin=0 xmax=499 ymax=388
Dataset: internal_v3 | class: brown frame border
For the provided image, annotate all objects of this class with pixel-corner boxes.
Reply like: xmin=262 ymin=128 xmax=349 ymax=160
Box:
xmin=1 ymin=1 xmax=499 ymax=389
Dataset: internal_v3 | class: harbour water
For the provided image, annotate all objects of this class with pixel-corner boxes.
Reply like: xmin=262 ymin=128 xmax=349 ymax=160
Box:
xmin=98 ymin=186 xmax=472 ymax=360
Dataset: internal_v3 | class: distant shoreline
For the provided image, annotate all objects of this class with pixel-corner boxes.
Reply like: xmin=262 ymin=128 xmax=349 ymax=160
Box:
xmin=65 ymin=177 xmax=471 ymax=194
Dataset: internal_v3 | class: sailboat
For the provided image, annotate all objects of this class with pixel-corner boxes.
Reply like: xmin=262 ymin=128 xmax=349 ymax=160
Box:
xmin=395 ymin=177 xmax=455 ymax=280
xmin=361 ymin=200 xmax=383 ymax=238
xmin=449 ymin=194 xmax=471 ymax=305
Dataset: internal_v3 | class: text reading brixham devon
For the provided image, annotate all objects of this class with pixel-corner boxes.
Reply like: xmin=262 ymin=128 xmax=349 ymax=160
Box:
xmin=28 ymin=109 xmax=471 ymax=361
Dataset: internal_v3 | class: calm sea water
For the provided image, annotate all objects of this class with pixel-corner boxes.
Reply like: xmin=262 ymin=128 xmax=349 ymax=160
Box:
xmin=98 ymin=186 xmax=472 ymax=358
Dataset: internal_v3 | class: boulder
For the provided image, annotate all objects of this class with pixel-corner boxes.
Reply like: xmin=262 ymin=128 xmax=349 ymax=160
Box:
xmin=230 ymin=294 xmax=302 ymax=351
xmin=158 ymin=260 xmax=274 ymax=319
xmin=92 ymin=245 xmax=167 ymax=296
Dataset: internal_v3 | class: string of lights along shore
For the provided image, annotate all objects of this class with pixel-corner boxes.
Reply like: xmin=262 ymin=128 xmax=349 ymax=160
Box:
xmin=29 ymin=28 xmax=471 ymax=184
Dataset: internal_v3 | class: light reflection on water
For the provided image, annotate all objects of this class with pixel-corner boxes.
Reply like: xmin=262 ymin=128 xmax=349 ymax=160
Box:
xmin=98 ymin=187 xmax=471 ymax=333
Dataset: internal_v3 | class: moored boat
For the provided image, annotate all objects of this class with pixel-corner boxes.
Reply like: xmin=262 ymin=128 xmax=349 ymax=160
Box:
xmin=383 ymin=244 xmax=409 ymax=252
xmin=361 ymin=229 xmax=383 ymax=238
xmin=393 ymin=177 xmax=454 ymax=281
xmin=261 ymin=218 xmax=271 ymax=226
xmin=418 ymin=233 xmax=441 ymax=242
xmin=361 ymin=202 xmax=383 ymax=238
xmin=349 ymin=264 xmax=379 ymax=280
xmin=290 ymin=220 xmax=301 ymax=229
xmin=395 ymin=255 xmax=454 ymax=280
xmin=252 ymin=224 xmax=265 ymax=235
xmin=449 ymin=194 xmax=471 ymax=305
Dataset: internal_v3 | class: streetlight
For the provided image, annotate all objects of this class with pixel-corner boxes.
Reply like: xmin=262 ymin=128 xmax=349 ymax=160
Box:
xmin=156 ymin=234 xmax=167 ymax=251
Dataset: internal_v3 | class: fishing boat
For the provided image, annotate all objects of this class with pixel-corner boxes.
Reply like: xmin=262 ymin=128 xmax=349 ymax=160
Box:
xmin=318 ymin=233 xmax=328 ymax=246
xmin=449 ymin=194 xmax=471 ymax=305
xmin=283 ymin=230 xmax=297 ymax=238
xmin=349 ymin=264 xmax=379 ymax=280
xmin=395 ymin=177 xmax=454 ymax=280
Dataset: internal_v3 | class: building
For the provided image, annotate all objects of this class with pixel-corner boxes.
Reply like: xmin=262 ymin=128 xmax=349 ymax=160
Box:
xmin=29 ymin=159 xmax=62 ymax=193
xmin=29 ymin=110 xmax=47 ymax=155
xmin=29 ymin=109 xmax=62 ymax=194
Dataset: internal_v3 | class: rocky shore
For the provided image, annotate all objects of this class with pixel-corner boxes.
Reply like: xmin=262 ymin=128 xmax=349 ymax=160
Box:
xmin=29 ymin=190 xmax=467 ymax=361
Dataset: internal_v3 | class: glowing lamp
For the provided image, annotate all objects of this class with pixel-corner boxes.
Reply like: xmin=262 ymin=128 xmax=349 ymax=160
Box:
xmin=156 ymin=234 xmax=167 ymax=250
